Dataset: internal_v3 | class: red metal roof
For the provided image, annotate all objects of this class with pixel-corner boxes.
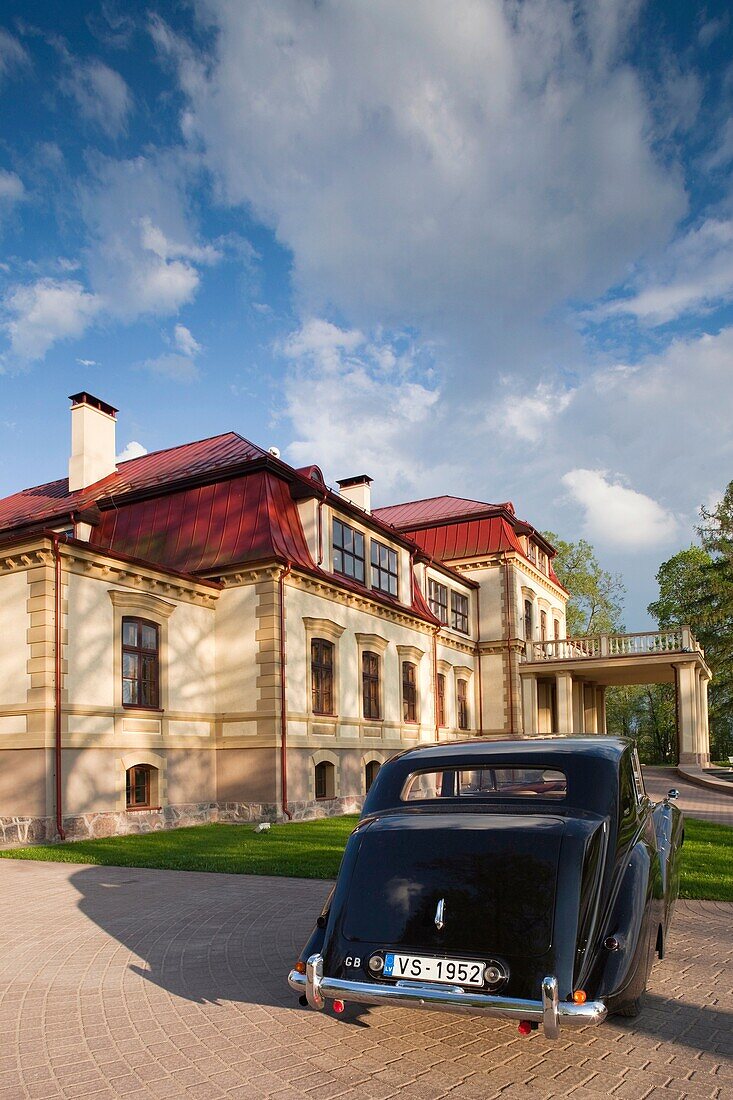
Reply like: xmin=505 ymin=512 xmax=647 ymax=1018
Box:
xmin=0 ymin=432 xmax=266 ymax=533
xmin=404 ymin=516 xmax=525 ymax=561
xmin=91 ymin=470 xmax=315 ymax=575
xmin=374 ymin=495 xmax=515 ymax=528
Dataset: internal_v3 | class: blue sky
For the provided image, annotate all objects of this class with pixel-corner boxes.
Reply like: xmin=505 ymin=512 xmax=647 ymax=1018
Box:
xmin=1 ymin=1 xmax=732 ymax=626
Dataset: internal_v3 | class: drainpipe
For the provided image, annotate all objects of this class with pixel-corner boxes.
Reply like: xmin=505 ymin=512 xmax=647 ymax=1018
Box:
xmin=473 ymin=589 xmax=483 ymax=736
xmin=432 ymin=626 xmax=441 ymax=742
xmin=52 ymin=534 xmax=66 ymax=840
xmin=316 ymin=498 xmax=324 ymax=565
xmin=279 ymin=562 xmax=293 ymax=820
xmin=503 ymin=552 xmax=516 ymax=737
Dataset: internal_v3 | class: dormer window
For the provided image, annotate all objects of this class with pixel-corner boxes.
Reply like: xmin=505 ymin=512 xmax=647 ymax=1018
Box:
xmin=332 ymin=518 xmax=365 ymax=583
xmin=451 ymin=592 xmax=469 ymax=634
xmin=371 ymin=540 xmax=398 ymax=596
xmin=428 ymin=579 xmax=448 ymax=623
xmin=528 ymin=542 xmax=537 ymax=564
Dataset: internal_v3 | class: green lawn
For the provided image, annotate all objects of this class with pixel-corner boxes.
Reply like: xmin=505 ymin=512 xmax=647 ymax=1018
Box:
xmin=0 ymin=817 xmax=359 ymax=879
xmin=1 ymin=814 xmax=731 ymax=901
xmin=679 ymin=818 xmax=733 ymax=902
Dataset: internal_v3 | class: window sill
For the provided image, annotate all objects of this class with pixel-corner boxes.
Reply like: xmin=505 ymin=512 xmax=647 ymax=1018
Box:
xmin=122 ymin=706 xmax=164 ymax=714
xmin=312 ymin=712 xmax=338 ymax=720
xmin=126 ymin=806 xmax=162 ymax=813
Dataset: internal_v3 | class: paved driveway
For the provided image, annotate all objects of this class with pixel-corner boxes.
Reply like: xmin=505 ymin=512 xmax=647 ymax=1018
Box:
xmin=0 ymin=861 xmax=730 ymax=1100
xmin=642 ymin=769 xmax=733 ymax=826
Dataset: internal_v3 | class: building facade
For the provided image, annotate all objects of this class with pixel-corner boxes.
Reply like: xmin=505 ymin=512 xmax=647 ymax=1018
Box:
xmin=0 ymin=394 xmax=710 ymax=845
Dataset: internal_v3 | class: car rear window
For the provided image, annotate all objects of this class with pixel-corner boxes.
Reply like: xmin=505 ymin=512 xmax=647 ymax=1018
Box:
xmin=402 ymin=766 xmax=567 ymax=801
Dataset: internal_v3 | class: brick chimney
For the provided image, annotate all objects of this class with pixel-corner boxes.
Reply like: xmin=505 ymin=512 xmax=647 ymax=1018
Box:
xmin=337 ymin=474 xmax=372 ymax=513
xmin=68 ymin=392 xmax=118 ymax=491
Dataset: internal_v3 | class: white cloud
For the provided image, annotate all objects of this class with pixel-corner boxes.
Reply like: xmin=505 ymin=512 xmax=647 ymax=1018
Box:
xmin=172 ymin=322 xmax=201 ymax=356
xmin=140 ymin=352 xmax=199 ymax=383
xmin=116 ymin=440 xmax=148 ymax=463
xmin=500 ymin=383 xmax=574 ymax=444
xmin=280 ymin=319 xmax=453 ymax=493
xmin=561 ymin=469 xmax=679 ymax=550
xmin=591 ymin=218 xmax=733 ymax=325
xmin=76 ymin=357 xmax=98 ymax=366
xmin=80 ymin=153 xmax=219 ymax=320
xmin=60 ymin=58 xmax=132 ymax=138
xmin=0 ymin=169 xmax=24 ymax=204
xmin=155 ymin=0 xmax=684 ymax=375
xmin=0 ymin=29 xmax=29 ymax=86
xmin=2 ymin=279 xmax=101 ymax=362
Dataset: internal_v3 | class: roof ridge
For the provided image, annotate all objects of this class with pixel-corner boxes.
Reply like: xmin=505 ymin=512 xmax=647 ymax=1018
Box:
xmin=116 ymin=429 xmax=259 ymax=466
xmin=375 ymin=493 xmax=495 ymax=511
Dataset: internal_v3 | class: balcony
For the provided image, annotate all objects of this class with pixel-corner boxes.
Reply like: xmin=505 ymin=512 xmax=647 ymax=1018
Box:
xmin=523 ymin=626 xmax=703 ymax=666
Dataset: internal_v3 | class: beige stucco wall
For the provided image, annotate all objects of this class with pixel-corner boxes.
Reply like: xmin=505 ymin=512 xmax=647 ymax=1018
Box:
xmin=0 ymin=748 xmax=48 ymax=817
xmin=215 ymin=584 xmax=259 ymax=714
xmin=0 ymin=570 xmax=30 ymax=706
xmin=217 ymin=746 xmax=278 ymax=804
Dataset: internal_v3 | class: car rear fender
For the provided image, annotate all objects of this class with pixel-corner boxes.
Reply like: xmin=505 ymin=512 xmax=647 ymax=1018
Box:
xmin=595 ymin=842 xmax=656 ymax=1001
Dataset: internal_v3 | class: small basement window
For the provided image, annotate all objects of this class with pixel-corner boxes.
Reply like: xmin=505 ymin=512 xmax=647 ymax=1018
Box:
xmin=402 ymin=767 xmax=567 ymax=801
xmin=126 ymin=764 xmax=157 ymax=810
xmin=315 ymin=761 xmax=335 ymax=800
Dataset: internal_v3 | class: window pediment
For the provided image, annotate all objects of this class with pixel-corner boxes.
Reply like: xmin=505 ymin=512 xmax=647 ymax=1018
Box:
xmin=108 ymin=589 xmax=176 ymax=619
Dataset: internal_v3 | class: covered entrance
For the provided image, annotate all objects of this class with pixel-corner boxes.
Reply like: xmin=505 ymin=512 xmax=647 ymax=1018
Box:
xmin=519 ymin=626 xmax=712 ymax=766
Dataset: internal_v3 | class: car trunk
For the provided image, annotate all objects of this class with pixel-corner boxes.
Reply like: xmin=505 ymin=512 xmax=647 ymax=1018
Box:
xmin=343 ymin=812 xmax=565 ymax=958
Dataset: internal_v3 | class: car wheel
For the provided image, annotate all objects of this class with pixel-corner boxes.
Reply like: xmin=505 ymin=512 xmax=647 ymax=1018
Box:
xmin=615 ymin=995 xmax=642 ymax=1018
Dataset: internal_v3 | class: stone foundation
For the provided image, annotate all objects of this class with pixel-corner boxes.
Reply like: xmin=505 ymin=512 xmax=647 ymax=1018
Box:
xmin=0 ymin=796 xmax=365 ymax=848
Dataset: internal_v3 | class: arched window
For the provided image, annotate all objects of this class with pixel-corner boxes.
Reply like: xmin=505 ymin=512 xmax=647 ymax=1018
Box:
xmin=402 ymin=661 xmax=418 ymax=723
xmin=365 ymin=760 xmax=380 ymax=792
xmin=523 ymin=599 xmax=533 ymax=640
xmin=311 ymin=638 xmax=335 ymax=715
xmin=362 ymin=651 xmax=381 ymax=719
xmin=540 ymin=610 xmax=547 ymax=641
xmin=315 ymin=760 xmax=335 ymax=800
xmin=126 ymin=764 xmax=156 ymax=809
xmin=553 ymin=618 xmax=561 ymax=640
xmin=122 ymin=617 xmax=160 ymax=708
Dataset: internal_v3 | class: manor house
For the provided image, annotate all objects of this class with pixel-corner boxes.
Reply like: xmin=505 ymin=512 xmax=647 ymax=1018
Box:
xmin=0 ymin=394 xmax=711 ymax=843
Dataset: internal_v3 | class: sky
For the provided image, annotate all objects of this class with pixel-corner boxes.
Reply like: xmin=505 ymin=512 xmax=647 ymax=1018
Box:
xmin=1 ymin=0 xmax=732 ymax=627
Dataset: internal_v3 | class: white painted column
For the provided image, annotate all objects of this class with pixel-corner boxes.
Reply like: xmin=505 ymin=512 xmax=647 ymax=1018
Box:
xmin=520 ymin=674 xmax=539 ymax=737
xmin=700 ymin=675 xmax=711 ymax=765
xmin=596 ymin=687 xmax=607 ymax=735
xmin=555 ymin=672 xmax=574 ymax=734
xmin=676 ymin=662 xmax=703 ymax=766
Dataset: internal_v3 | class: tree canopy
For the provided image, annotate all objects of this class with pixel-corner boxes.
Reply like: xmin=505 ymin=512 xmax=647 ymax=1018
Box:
xmin=543 ymin=531 xmax=624 ymax=635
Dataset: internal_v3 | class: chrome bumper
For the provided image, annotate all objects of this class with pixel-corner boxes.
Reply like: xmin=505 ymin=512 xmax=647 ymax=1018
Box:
xmin=288 ymin=954 xmax=606 ymax=1039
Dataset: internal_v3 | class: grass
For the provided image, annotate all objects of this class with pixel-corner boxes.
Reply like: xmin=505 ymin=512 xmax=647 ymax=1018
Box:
xmin=0 ymin=817 xmax=359 ymax=879
xmin=679 ymin=818 xmax=733 ymax=902
xmin=1 ymin=814 xmax=731 ymax=901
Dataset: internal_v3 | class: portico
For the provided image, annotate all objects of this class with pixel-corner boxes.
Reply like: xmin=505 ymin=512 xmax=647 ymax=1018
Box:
xmin=519 ymin=626 xmax=712 ymax=765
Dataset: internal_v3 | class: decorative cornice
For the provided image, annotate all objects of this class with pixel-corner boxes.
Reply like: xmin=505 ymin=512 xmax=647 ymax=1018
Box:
xmin=396 ymin=643 xmax=425 ymax=664
xmin=108 ymin=589 xmax=177 ymax=619
xmin=355 ymin=632 xmax=390 ymax=654
xmin=302 ymin=616 xmax=346 ymax=642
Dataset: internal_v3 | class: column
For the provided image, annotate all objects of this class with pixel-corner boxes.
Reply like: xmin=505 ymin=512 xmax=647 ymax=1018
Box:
xmin=596 ymin=686 xmax=607 ymax=735
xmin=700 ymin=675 xmax=711 ymax=766
xmin=555 ymin=672 xmax=574 ymax=734
xmin=676 ymin=662 xmax=703 ymax=766
xmin=520 ymin=674 xmax=538 ymax=736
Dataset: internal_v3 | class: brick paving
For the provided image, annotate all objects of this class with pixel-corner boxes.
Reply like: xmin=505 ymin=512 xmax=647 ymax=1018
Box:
xmin=642 ymin=769 xmax=733 ymax=827
xmin=0 ymin=861 xmax=731 ymax=1100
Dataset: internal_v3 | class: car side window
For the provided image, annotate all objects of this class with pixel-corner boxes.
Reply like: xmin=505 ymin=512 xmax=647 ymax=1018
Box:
xmin=619 ymin=757 xmax=637 ymax=831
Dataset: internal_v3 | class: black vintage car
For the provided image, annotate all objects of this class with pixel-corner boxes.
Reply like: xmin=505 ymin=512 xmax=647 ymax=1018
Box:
xmin=288 ymin=737 xmax=683 ymax=1038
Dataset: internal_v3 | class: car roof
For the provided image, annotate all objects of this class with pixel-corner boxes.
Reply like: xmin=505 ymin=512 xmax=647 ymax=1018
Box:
xmin=391 ymin=736 xmax=630 ymax=766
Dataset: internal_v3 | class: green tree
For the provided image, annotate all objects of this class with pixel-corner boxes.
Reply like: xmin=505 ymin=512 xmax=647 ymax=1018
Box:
xmin=647 ymin=545 xmax=711 ymax=628
xmin=543 ymin=532 xmax=625 ymax=635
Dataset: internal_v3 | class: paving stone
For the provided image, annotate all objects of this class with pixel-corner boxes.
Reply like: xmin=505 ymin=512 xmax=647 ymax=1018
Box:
xmin=0 ymin=861 xmax=731 ymax=1100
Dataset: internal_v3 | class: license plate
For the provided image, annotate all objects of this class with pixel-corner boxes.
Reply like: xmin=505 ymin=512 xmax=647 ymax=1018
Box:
xmin=383 ymin=953 xmax=486 ymax=987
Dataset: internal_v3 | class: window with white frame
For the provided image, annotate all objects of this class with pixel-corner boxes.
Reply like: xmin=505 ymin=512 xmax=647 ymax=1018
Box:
xmin=371 ymin=540 xmax=399 ymax=596
xmin=332 ymin=518 xmax=365 ymax=582
xmin=428 ymin=578 xmax=448 ymax=623
xmin=451 ymin=591 xmax=469 ymax=634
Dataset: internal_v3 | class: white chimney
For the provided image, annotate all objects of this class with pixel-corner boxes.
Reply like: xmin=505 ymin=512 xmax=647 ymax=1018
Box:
xmin=337 ymin=474 xmax=372 ymax=513
xmin=68 ymin=392 xmax=118 ymax=491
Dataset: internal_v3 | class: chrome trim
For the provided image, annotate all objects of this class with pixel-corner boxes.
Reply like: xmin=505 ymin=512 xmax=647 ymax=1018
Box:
xmin=541 ymin=976 xmax=559 ymax=1040
xmin=434 ymin=898 xmax=445 ymax=930
xmin=289 ymin=954 xmax=606 ymax=1037
xmin=305 ymin=953 xmax=324 ymax=1010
